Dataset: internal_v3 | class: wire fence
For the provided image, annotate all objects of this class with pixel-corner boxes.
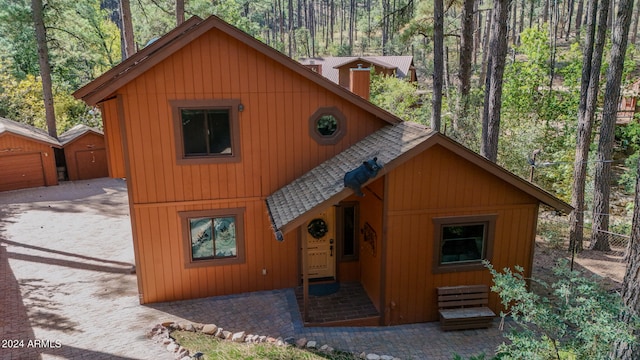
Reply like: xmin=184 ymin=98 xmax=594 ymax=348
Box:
xmin=537 ymin=212 xmax=631 ymax=261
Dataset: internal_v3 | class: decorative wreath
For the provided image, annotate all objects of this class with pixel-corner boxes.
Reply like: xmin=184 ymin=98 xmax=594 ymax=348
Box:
xmin=307 ymin=218 xmax=328 ymax=239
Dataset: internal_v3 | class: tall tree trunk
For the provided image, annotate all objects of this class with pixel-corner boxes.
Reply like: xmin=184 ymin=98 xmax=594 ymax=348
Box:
xmin=31 ymin=0 xmax=56 ymax=138
xmin=631 ymin=0 xmax=640 ymax=45
xmin=519 ymin=0 xmax=525 ymax=41
xmin=511 ymin=0 xmax=518 ymax=45
xmin=176 ymin=0 xmax=184 ymax=25
xmin=288 ymin=0 xmax=293 ymax=56
xmin=543 ymin=0 xmax=550 ymax=23
xmin=458 ymin=0 xmax=475 ymax=122
xmin=120 ymin=0 xmax=135 ymax=58
xmin=611 ymin=156 xmax=640 ymax=359
xmin=575 ymin=0 xmax=585 ymax=38
xmin=479 ymin=8 xmax=493 ymax=87
xmin=432 ymin=0 xmax=444 ymax=132
xmin=474 ymin=1 xmax=481 ymax=68
xmin=529 ymin=0 xmax=535 ymax=28
xmin=591 ymin=0 xmax=634 ymax=251
xmin=481 ymin=0 xmax=510 ymax=162
xmin=569 ymin=0 xmax=609 ymax=253
xmin=565 ymin=0 xmax=575 ymax=39
xmin=548 ymin=0 xmax=560 ymax=90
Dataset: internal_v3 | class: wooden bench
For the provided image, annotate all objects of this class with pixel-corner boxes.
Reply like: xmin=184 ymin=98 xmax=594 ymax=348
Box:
xmin=437 ymin=285 xmax=496 ymax=331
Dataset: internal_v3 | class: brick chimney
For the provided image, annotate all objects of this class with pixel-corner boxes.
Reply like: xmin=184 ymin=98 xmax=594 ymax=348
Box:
xmin=349 ymin=64 xmax=370 ymax=100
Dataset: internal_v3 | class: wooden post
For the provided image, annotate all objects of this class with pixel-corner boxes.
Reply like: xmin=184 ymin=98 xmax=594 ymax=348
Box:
xmin=301 ymin=227 xmax=309 ymax=323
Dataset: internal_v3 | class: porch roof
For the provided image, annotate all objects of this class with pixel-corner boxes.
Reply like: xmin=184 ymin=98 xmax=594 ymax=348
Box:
xmin=265 ymin=121 xmax=573 ymax=241
xmin=265 ymin=121 xmax=435 ymax=239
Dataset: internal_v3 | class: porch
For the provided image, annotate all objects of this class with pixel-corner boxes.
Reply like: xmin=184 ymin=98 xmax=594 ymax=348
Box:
xmin=294 ymin=282 xmax=381 ymax=326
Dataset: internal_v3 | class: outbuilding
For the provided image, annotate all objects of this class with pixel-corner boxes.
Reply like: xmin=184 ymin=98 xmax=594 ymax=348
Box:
xmin=59 ymin=124 xmax=109 ymax=181
xmin=0 ymin=117 xmax=60 ymax=192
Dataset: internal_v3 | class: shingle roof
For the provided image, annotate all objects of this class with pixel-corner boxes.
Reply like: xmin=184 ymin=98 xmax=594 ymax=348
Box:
xmin=58 ymin=124 xmax=104 ymax=146
xmin=73 ymin=15 xmax=401 ymax=125
xmin=0 ymin=117 xmax=61 ymax=147
xmin=265 ymin=121 xmax=573 ymax=241
xmin=298 ymin=56 xmax=415 ymax=84
xmin=266 ymin=121 xmax=434 ymax=239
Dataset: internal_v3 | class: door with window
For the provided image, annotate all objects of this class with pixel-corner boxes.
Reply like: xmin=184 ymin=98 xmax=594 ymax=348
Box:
xmin=304 ymin=207 xmax=336 ymax=280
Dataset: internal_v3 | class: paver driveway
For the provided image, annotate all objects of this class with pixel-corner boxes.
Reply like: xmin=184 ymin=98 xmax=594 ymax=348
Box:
xmin=0 ymin=178 xmax=509 ymax=360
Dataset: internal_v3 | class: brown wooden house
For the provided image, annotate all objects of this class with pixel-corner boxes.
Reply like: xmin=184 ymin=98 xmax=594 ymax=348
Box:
xmin=74 ymin=15 xmax=571 ymax=326
xmin=59 ymin=124 xmax=109 ymax=181
xmin=299 ymin=56 xmax=418 ymax=89
xmin=0 ymin=117 xmax=60 ymax=192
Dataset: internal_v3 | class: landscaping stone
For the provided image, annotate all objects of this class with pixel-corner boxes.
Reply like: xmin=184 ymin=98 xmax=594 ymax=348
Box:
xmin=306 ymin=340 xmax=317 ymax=349
xmin=214 ymin=328 xmax=224 ymax=338
xmin=296 ymin=338 xmax=308 ymax=348
xmin=166 ymin=343 xmax=179 ymax=352
xmin=201 ymin=324 xmax=218 ymax=335
xmin=366 ymin=354 xmax=381 ymax=360
xmin=231 ymin=331 xmax=246 ymax=342
xmin=222 ymin=330 xmax=232 ymax=339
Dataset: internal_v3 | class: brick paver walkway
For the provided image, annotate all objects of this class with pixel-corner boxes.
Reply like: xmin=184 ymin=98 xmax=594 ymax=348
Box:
xmin=1 ymin=178 xmax=510 ymax=360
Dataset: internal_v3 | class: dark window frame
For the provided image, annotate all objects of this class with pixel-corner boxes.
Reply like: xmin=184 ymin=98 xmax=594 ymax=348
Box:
xmin=432 ymin=214 xmax=497 ymax=274
xmin=171 ymin=99 xmax=241 ymax=164
xmin=308 ymin=107 xmax=347 ymax=145
xmin=179 ymin=208 xmax=246 ymax=268
xmin=337 ymin=202 xmax=360 ymax=262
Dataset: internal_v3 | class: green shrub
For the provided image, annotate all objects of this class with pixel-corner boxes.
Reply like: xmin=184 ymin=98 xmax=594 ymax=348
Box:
xmin=486 ymin=260 xmax=636 ymax=360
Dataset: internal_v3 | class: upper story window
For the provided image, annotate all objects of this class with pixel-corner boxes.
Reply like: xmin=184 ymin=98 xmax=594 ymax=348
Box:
xmin=309 ymin=107 xmax=346 ymax=145
xmin=171 ymin=99 xmax=241 ymax=164
xmin=432 ymin=214 xmax=497 ymax=274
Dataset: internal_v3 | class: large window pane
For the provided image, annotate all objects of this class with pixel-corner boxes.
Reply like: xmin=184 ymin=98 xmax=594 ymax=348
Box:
xmin=441 ymin=224 xmax=485 ymax=264
xmin=207 ymin=110 xmax=232 ymax=154
xmin=190 ymin=217 xmax=214 ymax=259
xmin=213 ymin=217 xmax=236 ymax=257
xmin=342 ymin=206 xmax=356 ymax=257
xmin=182 ymin=110 xmax=208 ymax=155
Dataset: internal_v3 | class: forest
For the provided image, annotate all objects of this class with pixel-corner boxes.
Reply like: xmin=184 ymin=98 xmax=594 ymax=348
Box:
xmin=1 ymin=0 xmax=640 ymax=357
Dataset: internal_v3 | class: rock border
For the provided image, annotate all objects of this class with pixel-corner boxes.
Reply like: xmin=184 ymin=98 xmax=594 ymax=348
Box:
xmin=148 ymin=321 xmax=400 ymax=360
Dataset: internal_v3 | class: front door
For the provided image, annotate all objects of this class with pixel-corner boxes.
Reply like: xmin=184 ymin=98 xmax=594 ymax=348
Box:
xmin=304 ymin=207 xmax=336 ymax=280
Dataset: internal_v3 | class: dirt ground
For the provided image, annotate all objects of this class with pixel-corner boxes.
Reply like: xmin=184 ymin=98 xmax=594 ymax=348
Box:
xmin=531 ymin=236 xmax=626 ymax=296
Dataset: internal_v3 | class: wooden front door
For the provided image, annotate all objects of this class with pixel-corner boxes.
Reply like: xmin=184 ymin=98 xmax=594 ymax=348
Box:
xmin=304 ymin=207 xmax=336 ymax=280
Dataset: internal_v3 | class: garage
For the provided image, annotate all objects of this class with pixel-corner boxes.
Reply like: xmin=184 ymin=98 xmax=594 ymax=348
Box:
xmin=0 ymin=153 xmax=46 ymax=191
xmin=0 ymin=117 xmax=61 ymax=192
xmin=60 ymin=124 xmax=109 ymax=181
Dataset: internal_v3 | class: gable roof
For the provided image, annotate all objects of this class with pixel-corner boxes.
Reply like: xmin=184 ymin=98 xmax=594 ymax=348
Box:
xmin=298 ymin=56 xmax=415 ymax=84
xmin=73 ymin=15 xmax=401 ymax=125
xmin=265 ymin=121 xmax=572 ymax=240
xmin=0 ymin=117 xmax=61 ymax=148
xmin=58 ymin=124 xmax=104 ymax=146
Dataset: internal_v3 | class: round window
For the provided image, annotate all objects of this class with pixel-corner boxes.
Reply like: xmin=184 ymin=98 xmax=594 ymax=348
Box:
xmin=316 ymin=115 xmax=338 ymax=136
xmin=309 ymin=107 xmax=346 ymax=145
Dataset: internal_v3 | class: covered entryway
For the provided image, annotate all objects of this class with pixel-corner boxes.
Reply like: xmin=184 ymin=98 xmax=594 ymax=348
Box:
xmin=0 ymin=153 xmax=46 ymax=191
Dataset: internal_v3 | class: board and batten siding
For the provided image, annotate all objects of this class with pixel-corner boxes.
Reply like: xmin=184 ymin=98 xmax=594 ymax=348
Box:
xmin=98 ymin=98 xmax=126 ymax=179
xmin=384 ymin=144 xmax=539 ymax=325
xmin=63 ymin=132 xmax=108 ymax=181
xmin=0 ymin=133 xmax=58 ymax=191
xmin=113 ymin=28 xmax=387 ymax=303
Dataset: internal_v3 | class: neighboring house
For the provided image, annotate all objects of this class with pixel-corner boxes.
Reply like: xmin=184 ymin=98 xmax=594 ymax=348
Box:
xmin=618 ymin=78 xmax=640 ymax=125
xmin=74 ymin=15 xmax=571 ymax=326
xmin=59 ymin=124 xmax=109 ymax=181
xmin=298 ymin=56 xmax=417 ymax=89
xmin=0 ymin=117 xmax=60 ymax=192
